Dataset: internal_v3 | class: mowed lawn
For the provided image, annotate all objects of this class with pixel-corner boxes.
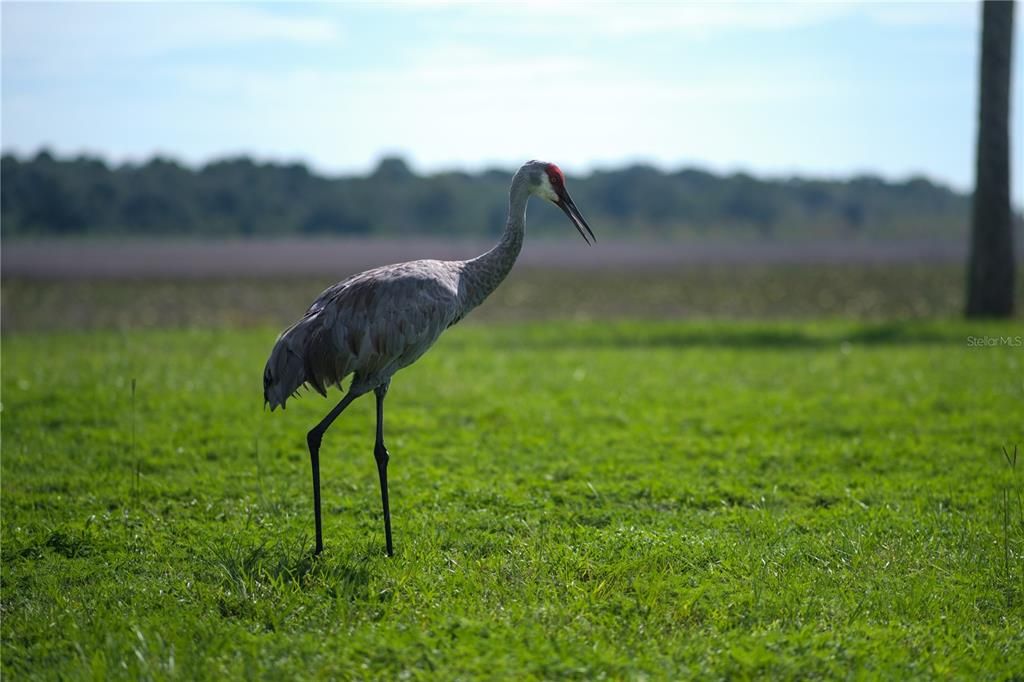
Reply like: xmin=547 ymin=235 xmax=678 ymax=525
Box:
xmin=2 ymin=320 xmax=1023 ymax=679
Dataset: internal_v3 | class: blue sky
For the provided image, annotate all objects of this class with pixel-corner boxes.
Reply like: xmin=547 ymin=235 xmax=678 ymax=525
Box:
xmin=2 ymin=2 xmax=1021 ymax=196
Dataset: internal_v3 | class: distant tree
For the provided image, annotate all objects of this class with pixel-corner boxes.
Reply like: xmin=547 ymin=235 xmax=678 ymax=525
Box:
xmin=301 ymin=188 xmax=370 ymax=235
xmin=724 ymin=174 xmax=781 ymax=235
xmin=0 ymin=151 xmax=974 ymax=239
xmin=372 ymin=156 xmax=414 ymax=183
xmin=414 ymin=183 xmax=456 ymax=232
xmin=840 ymin=201 xmax=866 ymax=231
xmin=967 ymin=0 xmax=1016 ymax=318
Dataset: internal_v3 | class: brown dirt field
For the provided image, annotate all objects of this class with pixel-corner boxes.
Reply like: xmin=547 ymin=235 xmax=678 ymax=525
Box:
xmin=3 ymin=264 xmax=1003 ymax=333
xmin=2 ymin=238 xmax=971 ymax=279
xmin=5 ymin=238 xmax=1019 ymax=333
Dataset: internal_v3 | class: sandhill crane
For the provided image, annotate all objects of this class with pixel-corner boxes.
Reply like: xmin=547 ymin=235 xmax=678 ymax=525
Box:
xmin=264 ymin=160 xmax=595 ymax=556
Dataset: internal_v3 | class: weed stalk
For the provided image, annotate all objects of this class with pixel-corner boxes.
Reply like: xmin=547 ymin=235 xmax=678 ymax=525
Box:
xmin=131 ymin=378 xmax=139 ymax=498
xmin=999 ymin=445 xmax=1020 ymax=605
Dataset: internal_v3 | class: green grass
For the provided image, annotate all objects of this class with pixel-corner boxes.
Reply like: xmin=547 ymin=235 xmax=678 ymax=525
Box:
xmin=2 ymin=320 xmax=1023 ymax=679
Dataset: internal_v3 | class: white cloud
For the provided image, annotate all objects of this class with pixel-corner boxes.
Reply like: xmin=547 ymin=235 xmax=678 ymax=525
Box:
xmin=383 ymin=1 xmax=980 ymax=39
xmin=1 ymin=1 xmax=1008 ymax=194
xmin=859 ymin=2 xmax=977 ymax=28
xmin=1 ymin=3 xmax=340 ymax=67
xmin=380 ymin=2 xmax=847 ymax=38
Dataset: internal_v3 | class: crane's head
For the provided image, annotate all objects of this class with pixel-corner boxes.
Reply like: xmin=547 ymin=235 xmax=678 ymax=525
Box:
xmin=525 ymin=160 xmax=596 ymax=245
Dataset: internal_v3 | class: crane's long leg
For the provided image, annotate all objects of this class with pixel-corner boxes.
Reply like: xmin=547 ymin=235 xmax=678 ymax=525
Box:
xmin=307 ymin=390 xmax=359 ymax=556
xmin=374 ymin=382 xmax=394 ymax=557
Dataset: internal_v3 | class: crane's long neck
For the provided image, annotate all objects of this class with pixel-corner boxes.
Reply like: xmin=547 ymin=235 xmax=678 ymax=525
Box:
xmin=457 ymin=171 xmax=530 ymax=313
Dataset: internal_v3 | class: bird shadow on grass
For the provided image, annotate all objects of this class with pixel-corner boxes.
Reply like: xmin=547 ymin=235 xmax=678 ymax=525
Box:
xmin=3 ymin=526 xmax=101 ymax=562
xmin=203 ymin=536 xmax=372 ymax=602
xmin=472 ymin=320 xmax=985 ymax=351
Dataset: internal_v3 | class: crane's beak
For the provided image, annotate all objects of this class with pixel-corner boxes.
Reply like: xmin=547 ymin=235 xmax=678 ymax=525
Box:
xmin=555 ymin=190 xmax=596 ymax=246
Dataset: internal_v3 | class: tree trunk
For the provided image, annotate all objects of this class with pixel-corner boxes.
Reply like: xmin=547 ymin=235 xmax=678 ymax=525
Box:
xmin=967 ymin=0 xmax=1016 ymax=318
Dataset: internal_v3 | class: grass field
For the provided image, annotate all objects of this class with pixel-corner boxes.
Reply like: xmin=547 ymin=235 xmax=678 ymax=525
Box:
xmin=3 ymin=315 xmax=1022 ymax=679
xmin=0 ymin=263 xmax=996 ymax=332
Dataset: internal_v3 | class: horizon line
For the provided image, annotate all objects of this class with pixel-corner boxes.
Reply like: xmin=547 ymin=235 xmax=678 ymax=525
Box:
xmin=2 ymin=146 xmax=971 ymax=193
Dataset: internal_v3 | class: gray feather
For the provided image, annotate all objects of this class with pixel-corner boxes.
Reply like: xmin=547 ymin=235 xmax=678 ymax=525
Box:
xmin=263 ymin=161 xmax=552 ymax=410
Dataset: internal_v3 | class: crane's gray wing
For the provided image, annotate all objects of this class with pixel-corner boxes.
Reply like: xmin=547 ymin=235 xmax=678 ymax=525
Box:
xmin=264 ymin=261 xmax=462 ymax=408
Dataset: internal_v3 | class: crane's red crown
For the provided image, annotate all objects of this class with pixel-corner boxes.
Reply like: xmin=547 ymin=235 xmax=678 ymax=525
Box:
xmin=545 ymin=163 xmax=565 ymax=188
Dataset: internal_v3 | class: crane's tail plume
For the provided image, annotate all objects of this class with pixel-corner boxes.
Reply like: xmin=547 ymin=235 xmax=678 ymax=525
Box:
xmin=263 ymin=318 xmax=328 ymax=410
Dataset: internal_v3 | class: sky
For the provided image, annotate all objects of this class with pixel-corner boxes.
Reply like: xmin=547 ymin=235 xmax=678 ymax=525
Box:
xmin=2 ymin=1 xmax=1022 ymax=196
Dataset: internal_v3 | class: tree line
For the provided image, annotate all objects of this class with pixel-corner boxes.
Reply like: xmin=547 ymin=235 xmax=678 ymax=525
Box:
xmin=2 ymin=150 xmax=970 ymax=240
